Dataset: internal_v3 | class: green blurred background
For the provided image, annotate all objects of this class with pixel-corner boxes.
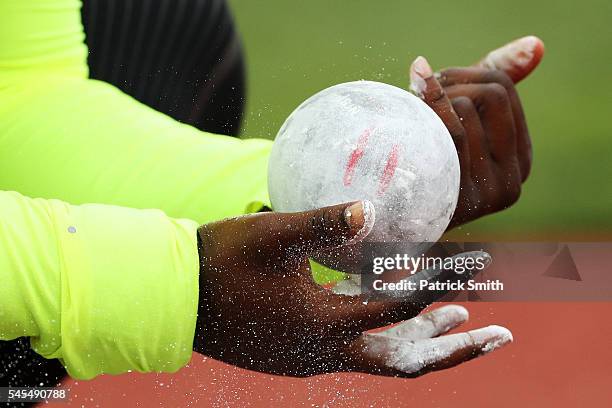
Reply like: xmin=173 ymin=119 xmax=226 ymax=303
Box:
xmin=229 ymin=0 xmax=612 ymax=236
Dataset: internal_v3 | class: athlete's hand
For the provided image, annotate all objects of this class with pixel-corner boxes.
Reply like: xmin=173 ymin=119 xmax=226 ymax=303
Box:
xmin=410 ymin=36 xmax=545 ymax=228
xmin=193 ymin=201 xmax=512 ymax=377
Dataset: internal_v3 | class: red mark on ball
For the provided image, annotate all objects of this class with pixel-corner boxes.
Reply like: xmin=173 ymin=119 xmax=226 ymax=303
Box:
xmin=343 ymin=127 xmax=372 ymax=186
xmin=378 ymin=144 xmax=400 ymax=195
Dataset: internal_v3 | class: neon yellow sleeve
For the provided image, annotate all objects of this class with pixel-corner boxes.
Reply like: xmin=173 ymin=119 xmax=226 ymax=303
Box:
xmin=0 ymin=0 xmax=270 ymax=379
xmin=0 ymin=0 xmax=271 ymax=225
xmin=0 ymin=190 xmax=199 ymax=379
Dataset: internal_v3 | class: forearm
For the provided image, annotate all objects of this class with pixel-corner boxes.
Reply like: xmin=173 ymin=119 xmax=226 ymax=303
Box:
xmin=0 ymin=77 xmax=271 ymax=224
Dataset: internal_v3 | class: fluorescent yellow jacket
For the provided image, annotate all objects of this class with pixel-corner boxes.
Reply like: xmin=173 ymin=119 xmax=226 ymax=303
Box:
xmin=0 ymin=0 xmax=271 ymax=379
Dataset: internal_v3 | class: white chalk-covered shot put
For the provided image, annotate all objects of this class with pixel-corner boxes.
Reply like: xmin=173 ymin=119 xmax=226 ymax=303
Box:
xmin=268 ymin=81 xmax=460 ymax=260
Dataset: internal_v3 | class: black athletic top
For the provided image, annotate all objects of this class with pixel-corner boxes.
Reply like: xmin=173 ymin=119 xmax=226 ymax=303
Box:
xmin=84 ymin=0 xmax=246 ymax=136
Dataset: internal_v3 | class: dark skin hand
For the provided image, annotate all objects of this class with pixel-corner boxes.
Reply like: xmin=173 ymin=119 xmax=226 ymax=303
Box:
xmin=410 ymin=36 xmax=545 ymax=228
xmin=193 ymin=201 xmax=512 ymax=377
xmin=191 ymin=38 xmax=544 ymax=378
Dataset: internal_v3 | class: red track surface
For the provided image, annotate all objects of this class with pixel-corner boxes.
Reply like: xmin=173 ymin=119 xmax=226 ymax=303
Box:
xmin=48 ymin=302 xmax=612 ymax=407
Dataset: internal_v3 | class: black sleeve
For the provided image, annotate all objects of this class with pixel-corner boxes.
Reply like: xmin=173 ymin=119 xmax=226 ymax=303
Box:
xmin=83 ymin=0 xmax=247 ymax=136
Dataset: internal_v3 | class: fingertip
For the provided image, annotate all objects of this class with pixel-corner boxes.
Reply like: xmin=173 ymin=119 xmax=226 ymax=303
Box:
xmin=517 ymin=35 xmax=545 ymax=76
xmin=530 ymin=35 xmax=546 ymax=65
xmin=409 ymin=56 xmax=433 ymax=96
xmin=412 ymin=56 xmax=433 ymax=77
xmin=470 ymin=325 xmax=514 ymax=353
xmin=487 ymin=324 xmax=514 ymax=343
xmin=452 ymin=250 xmax=492 ymax=272
xmin=523 ymin=35 xmax=545 ymax=56
xmin=480 ymin=35 xmax=545 ymax=83
xmin=470 ymin=251 xmax=493 ymax=270
xmin=344 ymin=200 xmax=376 ymax=244
xmin=437 ymin=304 xmax=470 ymax=322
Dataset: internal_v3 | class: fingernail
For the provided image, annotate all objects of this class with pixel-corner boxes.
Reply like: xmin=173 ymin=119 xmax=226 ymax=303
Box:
xmin=344 ymin=200 xmax=375 ymax=244
xmin=409 ymin=56 xmax=432 ymax=96
xmin=412 ymin=56 xmax=433 ymax=78
xmin=469 ymin=325 xmax=514 ymax=354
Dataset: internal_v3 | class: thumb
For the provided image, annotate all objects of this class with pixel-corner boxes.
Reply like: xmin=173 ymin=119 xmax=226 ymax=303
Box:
xmin=274 ymin=200 xmax=375 ymax=257
xmin=476 ymin=35 xmax=545 ymax=83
